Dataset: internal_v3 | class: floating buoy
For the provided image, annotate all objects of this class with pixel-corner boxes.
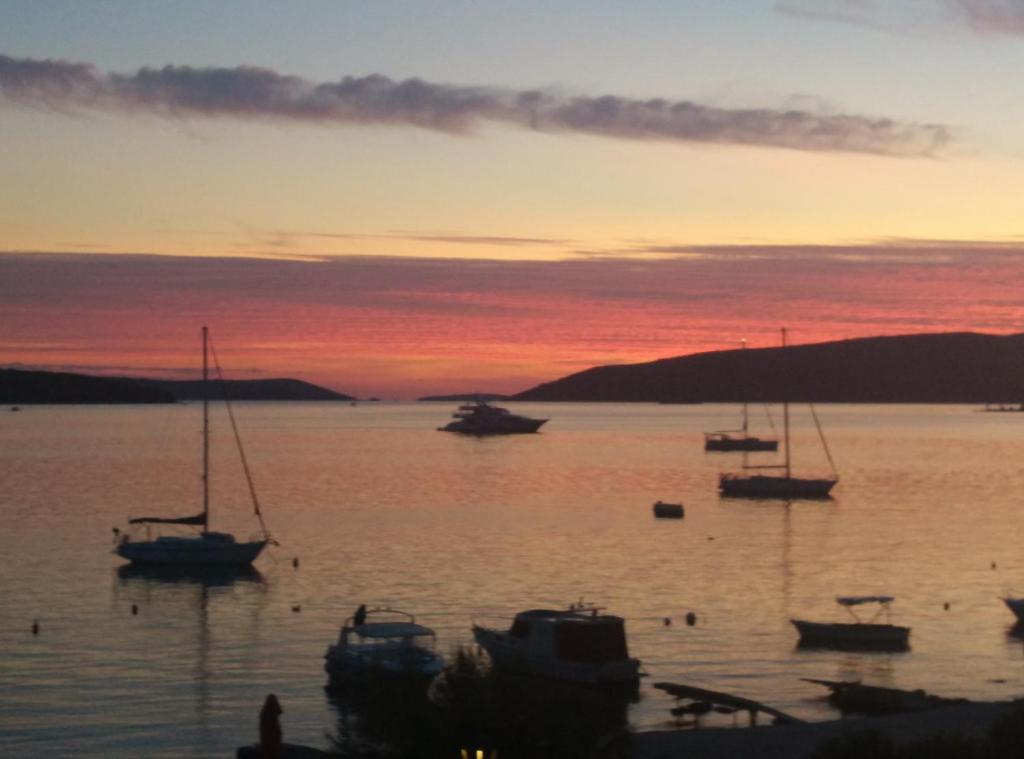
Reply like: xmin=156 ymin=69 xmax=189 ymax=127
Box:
xmin=653 ymin=501 xmax=684 ymax=519
xmin=685 ymin=611 xmax=697 ymax=627
xmin=31 ymin=620 xmax=39 ymax=636
xmin=131 ymin=604 xmax=138 ymax=616
xmin=292 ymin=557 xmax=299 ymax=569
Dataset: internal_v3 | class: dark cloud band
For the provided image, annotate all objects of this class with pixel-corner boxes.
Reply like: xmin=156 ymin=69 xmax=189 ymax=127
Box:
xmin=0 ymin=53 xmax=951 ymax=157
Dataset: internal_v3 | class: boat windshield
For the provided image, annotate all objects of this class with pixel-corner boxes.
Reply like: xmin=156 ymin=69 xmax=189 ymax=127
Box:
xmin=352 ymin=621 xmax=436 ymax=643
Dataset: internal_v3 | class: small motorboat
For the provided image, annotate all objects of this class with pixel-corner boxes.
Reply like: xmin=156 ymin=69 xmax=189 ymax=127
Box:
xmin=324 ymin=607 xmax=445 ymax=689
xmin=653 ymin=501 xmax=684 ymax=519
xmin=792 ymin=596 xmax=910 ymax=650
xmin=472 ymin=602 xmax=640 ymax=686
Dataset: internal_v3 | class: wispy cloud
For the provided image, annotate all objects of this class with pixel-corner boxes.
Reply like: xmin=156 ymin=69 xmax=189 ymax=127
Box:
xmin=952 ymin=0 xmax=1024 ymax=34
xmin=779 ymin=0 xmax=1024 ymax=36
xmin=276 ymin=230 xmax=570 ymax=247
xmin=777 ymin=0 xmax=904 ymax=33
xmin=0 ymin=53 xmax=952 ymax=157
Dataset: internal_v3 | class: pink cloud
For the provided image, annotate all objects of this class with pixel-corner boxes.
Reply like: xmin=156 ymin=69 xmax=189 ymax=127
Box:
xmin=2 ymin=247 xmax=1022 ymax=397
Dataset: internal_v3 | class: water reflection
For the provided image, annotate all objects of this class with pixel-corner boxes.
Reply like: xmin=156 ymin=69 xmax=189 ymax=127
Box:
xmin=112 ymin=565 xmax=268 ymax=752
xmin=325 ymin=651 xmax=632 ymax=759
xmin=115 ymin=564 xmax=265 ymax=587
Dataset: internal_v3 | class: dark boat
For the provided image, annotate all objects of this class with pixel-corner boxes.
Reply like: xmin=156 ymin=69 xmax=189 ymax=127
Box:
xmin=472 ymin=603 xmax=640 ymax=686
xmin=705 ymin=432 xmax=778 ymax=452
xmin=652 ymin=500 xmax=684 ymax=519
xmin=704 ymin=339 xmax=779 ymax=452
xmin=792 ymin=596 xmax=910 ymax=650
xmin=438 ymin=399 xmax=547 ymax=435
xmin=719 ymin=329 xmax=838 ymax=499
xmin=114 ymin=327 xmax=272 ymax=567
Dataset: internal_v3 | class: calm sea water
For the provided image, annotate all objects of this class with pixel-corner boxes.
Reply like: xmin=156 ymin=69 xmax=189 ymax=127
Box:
xmin=2 ymin=402 xmax=1024 ymax=756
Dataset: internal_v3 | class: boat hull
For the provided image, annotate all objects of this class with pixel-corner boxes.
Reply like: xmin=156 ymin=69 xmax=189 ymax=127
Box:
xmin=116 ymin=536 xmax=267 ymax=566
xmin=440 ymin=419 xmax=547 ymax=435
xmin=472 ymin=626 xmax=641 ymax=686
xmin=792 ymin=619 xmax=910 ymax=650
xmin=705 ymin=436 xmax=779 ymax=452
xmin=324 ymin=647 xmax=444 ymax=689
xmin=719 ymin=474 xmax=836 ymax=499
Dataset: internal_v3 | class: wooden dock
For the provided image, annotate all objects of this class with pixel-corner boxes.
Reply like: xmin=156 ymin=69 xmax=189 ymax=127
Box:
xmin=654 ymin=681 xmax=805 ymax=726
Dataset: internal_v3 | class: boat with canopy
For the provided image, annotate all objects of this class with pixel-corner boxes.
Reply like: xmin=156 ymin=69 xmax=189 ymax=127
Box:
xmin=324 ymin=607 xmax=445 ymax=688
xmin=792 ymin=596 xmax=910 ymax=650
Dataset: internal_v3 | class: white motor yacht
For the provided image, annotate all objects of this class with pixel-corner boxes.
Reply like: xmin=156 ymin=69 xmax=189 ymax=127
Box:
xmin=438 ymin=400 xmax=547 ymax=435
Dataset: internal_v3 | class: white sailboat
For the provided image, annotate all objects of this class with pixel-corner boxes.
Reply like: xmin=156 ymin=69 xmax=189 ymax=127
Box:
xmin=115 ymin=327 xmax=272 ymax=566
xmin=719 ymin=329 xmax=838 ymax=499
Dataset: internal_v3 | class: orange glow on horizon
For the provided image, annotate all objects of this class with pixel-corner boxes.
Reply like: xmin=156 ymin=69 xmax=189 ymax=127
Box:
xmin=3 ymin=250 xmax=1023 ymax=399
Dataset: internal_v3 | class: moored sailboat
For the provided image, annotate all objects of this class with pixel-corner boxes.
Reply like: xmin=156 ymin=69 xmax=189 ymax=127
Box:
xmin=719 ymin=329 xmax=838 ymax=499
xmin=114 ymin=327 xmax=273 ymax=566
xmin=704 ymin=339 xmax=779 ymax=452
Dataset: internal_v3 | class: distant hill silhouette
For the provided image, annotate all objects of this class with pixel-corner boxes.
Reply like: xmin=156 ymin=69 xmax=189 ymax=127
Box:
xmin=0 ymin=369 xmax=352 ymax=404
xmin=0 ymin=369 xmax=174 ymax=404
xmin=418 ymin=393 xmax=511 ymax=402
xmin=514 ymin=332 xmax=1024 ymax=403
xmin=137 ymin=377 xmax=353 ymax=401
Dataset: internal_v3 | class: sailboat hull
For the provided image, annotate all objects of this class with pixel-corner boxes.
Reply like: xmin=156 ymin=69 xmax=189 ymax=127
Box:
xmin=116 ymin=534 xmax=267 ymax=566
xmin=704 ymin=435 xmax=779 ymax=452
xmin=719 ymin=474 xmax=836 ymax=499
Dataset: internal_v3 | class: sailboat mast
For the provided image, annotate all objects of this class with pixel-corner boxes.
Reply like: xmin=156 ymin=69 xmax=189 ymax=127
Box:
xmin=202 ymin=326 xmax=209 ymax=535
xmin=740 ymin=338 xmax=749 ymax=435
xmin=782 ymin=327 xmax=790 ymax=480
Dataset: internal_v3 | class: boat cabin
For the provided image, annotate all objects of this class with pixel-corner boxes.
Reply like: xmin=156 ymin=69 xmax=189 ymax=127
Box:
xmin=473 ymin=605 xmax=641 ymax=685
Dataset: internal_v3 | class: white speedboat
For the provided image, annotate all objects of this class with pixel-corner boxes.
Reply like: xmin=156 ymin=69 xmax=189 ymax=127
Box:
xmin=324 ymin=607 xmax=445 ymax=688
xmin=438 ymin=400 xmax=547 ymax=435
xmin=472 ymin=604 xmax=640 ymax=686
xmin=792 ymin=596 xmax=910 ymax=650
xmin=114 ymin=327 xmax=272 ymax=567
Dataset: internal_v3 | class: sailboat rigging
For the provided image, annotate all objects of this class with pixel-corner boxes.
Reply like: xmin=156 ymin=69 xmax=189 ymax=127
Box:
xmin=718 ymin=329 xmax=838 ymax=499
xmin=704 ymin=339 xmax=779 ymax=452
xmin=115 ymin=327 xmax=273 ymax=566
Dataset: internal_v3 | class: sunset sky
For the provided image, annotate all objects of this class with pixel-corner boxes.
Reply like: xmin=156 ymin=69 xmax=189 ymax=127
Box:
xmin=3 ymin=1 xmax=1024 ymax=398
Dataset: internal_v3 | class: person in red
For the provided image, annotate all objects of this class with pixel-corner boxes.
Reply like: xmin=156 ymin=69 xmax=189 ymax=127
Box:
xmin=259 ymin=693 xmax=283 ymax=759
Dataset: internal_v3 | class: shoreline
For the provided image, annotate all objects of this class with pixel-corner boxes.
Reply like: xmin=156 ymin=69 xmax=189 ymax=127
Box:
xmin=630 ymin=701 xmax=1015 ymax=759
